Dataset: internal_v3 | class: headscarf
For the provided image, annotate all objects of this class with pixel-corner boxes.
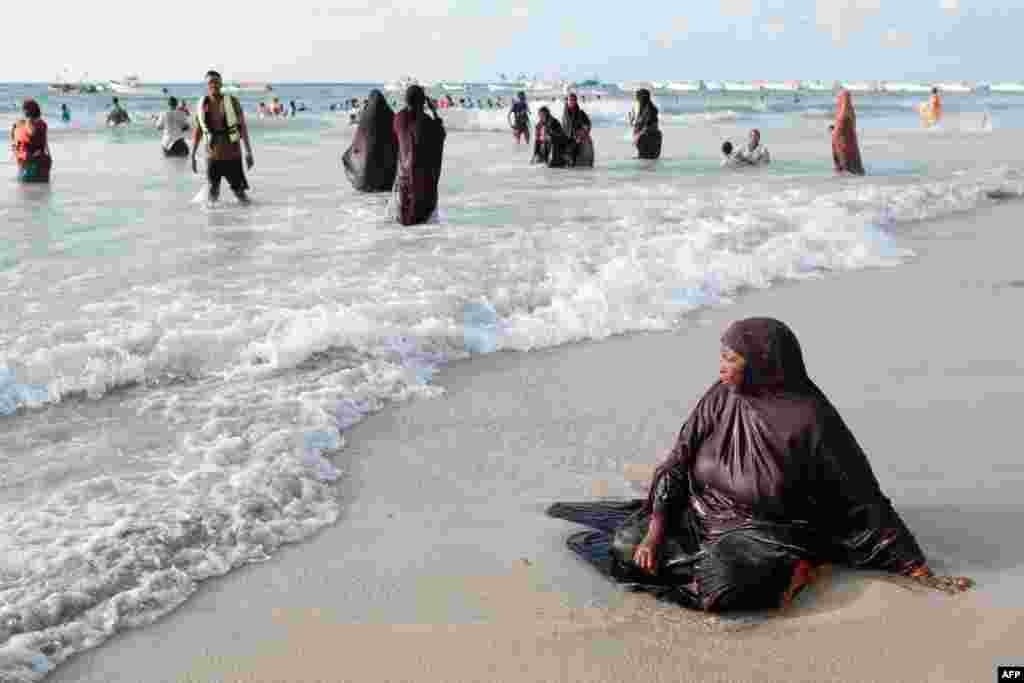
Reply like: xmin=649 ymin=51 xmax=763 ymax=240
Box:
xmin=22 ymin=99 xmax=41 ymax=119
xmin=720 ymin=317 xmax=810 ymax=394
xmin=836 ymin=90 xmax=855 ymax=126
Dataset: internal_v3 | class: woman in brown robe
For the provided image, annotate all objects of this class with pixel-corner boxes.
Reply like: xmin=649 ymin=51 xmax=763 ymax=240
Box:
xmin=393 ymin=85 xmax=446 ymax=226
xmin=548 ymin=318 xmax=969 ymax=612
xmin=832 ymin=89 xmax=865 ymax=175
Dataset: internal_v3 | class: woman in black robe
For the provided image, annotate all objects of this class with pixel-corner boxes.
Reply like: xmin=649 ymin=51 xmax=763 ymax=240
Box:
xmin=562 ymin=93 xmax=594 ymax=168
xmin=548 ymin=318 xmax=970 ymax=612
xmin=633 ymin=88 xmax=662 ymax=160
xmin=342 ymin=89 xmax=397 ymax=192
xmin=531 ymin=106 xmax=571 ymax=168
xmin=393 ymin=85 xmax=445 ymax=226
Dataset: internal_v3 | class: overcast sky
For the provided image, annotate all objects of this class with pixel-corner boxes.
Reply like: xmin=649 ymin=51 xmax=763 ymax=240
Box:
xmin=5 ymin=1 xmax=1016 ymax=83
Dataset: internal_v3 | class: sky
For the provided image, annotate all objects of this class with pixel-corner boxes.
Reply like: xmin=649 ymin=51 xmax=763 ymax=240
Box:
xmin=5 ymin=1 xmax=1019 ymax=83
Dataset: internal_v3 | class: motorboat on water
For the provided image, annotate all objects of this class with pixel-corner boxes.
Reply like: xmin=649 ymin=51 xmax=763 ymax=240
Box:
xmin=801 ymin=80 xmax=835 ymax=92
xmin=880 ymin=81 xmax=933 ymax=94
xmin=224 ymin=81 xmax=273 ymax=94
xmin=107 ymin=75 xmax=165 ymax=96
xmin=763 ymin=80 xmax=802 ymax=92
xmin=666 ymin=80 xmax=704 ymax=92
xmin=722 ymin=81 xmax=764 ymax=92
xmin=936 ymin=81 xmax=974 ymax=94
xmin=384 ymin=76 xmax=419 ymax=93
xmin=990 ymin=81 xmax=1024 ymax=93
xmin=840 ymin=81 xmax=880 ymax=93
xmin=48 ymin=70 xmax=106 ymax=95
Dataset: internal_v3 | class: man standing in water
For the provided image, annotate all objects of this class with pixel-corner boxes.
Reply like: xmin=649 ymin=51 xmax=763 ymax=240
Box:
xmin=191 ymin=70 xmax=254 ymax=204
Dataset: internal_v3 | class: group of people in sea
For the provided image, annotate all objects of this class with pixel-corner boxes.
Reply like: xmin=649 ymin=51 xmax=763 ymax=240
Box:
xmin=6 ymin=78 xmax=974 ymax=613
xmin=256 ymin=98 xmax=307 ymax=118
xmin=11 ymin=80 xmax=869 ymax=218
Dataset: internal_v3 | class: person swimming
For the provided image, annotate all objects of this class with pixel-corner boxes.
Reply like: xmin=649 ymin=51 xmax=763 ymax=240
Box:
xmin=156 ymin=96 xmax=191 ymax=158
xmin=10 ymin=99 xmax=53 ymax=183
xmin=107 ymin=97 xmax=130 ymax=127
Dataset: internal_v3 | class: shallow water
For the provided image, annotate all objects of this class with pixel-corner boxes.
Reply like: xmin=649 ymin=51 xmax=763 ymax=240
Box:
xmin=2 ymin=82 xmax=1024 ymax=681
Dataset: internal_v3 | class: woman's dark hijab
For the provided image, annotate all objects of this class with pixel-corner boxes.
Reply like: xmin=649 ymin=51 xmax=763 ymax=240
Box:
xmin=342 ymin=89 xmax=397 ymax=192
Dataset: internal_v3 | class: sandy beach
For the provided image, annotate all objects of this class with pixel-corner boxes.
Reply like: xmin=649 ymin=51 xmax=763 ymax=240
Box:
xmin=43 ymin=183 xmax=1024 ymax=683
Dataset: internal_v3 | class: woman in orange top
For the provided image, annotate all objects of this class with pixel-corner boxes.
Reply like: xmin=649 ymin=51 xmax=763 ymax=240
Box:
xmin=9 ymin=99 xmax=52 ymax=183
xmin=831 ymin=89 xmax=864 ymax=176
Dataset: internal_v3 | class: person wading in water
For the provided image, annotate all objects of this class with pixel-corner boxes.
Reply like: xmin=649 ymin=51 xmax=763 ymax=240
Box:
xmin=191 ymin=70 xmax=255 ymax=204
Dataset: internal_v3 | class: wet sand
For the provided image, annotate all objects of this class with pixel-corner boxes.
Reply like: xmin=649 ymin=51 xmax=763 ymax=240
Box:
xmin=50 ymin=201 xmax=1024 ymax=682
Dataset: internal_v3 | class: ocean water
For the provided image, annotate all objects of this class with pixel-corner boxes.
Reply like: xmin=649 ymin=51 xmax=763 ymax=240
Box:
xmin=2 ymin=82 xmax=1024 ymax=681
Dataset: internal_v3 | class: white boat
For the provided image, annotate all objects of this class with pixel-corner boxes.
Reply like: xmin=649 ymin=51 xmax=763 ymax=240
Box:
xmin=703 ymin=80 xmax=725 ymax=92
xmin=880 ymin=81 xmax=932 ymax=94
xmin=988 ymin=82 xmax=1024 ymax=93
xmin=802 ymin=80 xmax=835 ymax=92
xmin=840 ymin=81 xmax=879 ymax=93
xmin=440 ymin=82 xmax=467 ymax=91
xmin=722 ymin=81 xmax=763 ymax=92
xmin=936 ymin=81 xmax=973 ymax=94
xmin=618 ymin=81 xmax=654 ymax=92
xmin=108 ymin=75 xmax=164 ymax=96
xmin=763 ymin=80 xmax=801 ymax=92
xmin=224 ymin=81 xmax=273 ymax=94
xmin=667 ymin=80 xmax=704 ymax=92
xmin=384 ymin=76 xmax=418 ymax=93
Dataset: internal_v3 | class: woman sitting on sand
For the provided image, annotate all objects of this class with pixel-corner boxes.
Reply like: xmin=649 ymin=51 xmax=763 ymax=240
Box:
xmin=10 ymin=99 xmax=52 ymax=183
xmin=832 ymin=89 xmax=864 ymax=175
xmin=549 ymin=318 xmax=971 ymax=612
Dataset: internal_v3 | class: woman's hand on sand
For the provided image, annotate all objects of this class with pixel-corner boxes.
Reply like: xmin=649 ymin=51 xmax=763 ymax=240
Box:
xmin=633 ymin=539 xmax=660 ymax=574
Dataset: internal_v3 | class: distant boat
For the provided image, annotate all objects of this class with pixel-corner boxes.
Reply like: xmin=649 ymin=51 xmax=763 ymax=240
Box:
xmin=763 ymin=80 xmax=801 ymax=92
xmin=440 ymin=82 xmax=467 ymax=91
xmin=841 ymin=81 xmax=879 ymax=93
xmin=224 ymin=81 xmax=273 ymax=94
xmin=703 ymin=81 xmax=725 ymax=92
xmin=880 ymin=81 xmax=932 ymax=94
xmin=988 ymin=81 xmax=1024 ymax=93
xmin=936 ymin=81 xmax=973 ymax=94
xmin=667 ymin=80 xmax=704 ymax=92
xmin=108 ymin=75 xmax=163 ymax=96
xmin=384 ymin=76 xmax=418 ymax=93
xmin=722 ymin=81 xmax=763 ymax=92
xmin=802 ymin=80 xmax=835 ymax=92
xmin=48 ymin=70 xmax=104 ymax=95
